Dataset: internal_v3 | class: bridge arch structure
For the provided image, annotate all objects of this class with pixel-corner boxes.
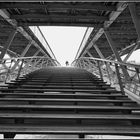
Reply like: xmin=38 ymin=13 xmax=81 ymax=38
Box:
xmin=0 ymin=1 xmax=140 ymax=139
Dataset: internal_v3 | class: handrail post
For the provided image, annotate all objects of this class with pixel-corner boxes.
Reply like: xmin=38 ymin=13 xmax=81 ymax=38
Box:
xmin=115 ymin=63 xmax=125 ymax=95
xmin=135 ymin=68 xmax=140 ymax=83
xmin=105 ymin=62 xmax=112 ymax=84
xmin=5 ymin=59 xmax=13 ymax=83
xmin=16 ymin=59 xmax=24 ymax=80
xmin=97 ymin=60 xmax=103 ymax=80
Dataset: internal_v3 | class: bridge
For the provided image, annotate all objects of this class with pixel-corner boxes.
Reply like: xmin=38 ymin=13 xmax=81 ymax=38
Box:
xmin=0 ymin=1 xmax=140 ymax=139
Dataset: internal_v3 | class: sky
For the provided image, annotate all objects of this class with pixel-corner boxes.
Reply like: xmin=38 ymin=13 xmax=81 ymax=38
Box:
xmin=29 ymin=26 xmax=140 ymax=66
xmin=39 ymin=26 xmax=87 ymax=66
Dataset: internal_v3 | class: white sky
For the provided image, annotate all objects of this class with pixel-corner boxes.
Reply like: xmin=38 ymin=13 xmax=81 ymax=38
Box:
xmin=34 ymin=26 xmax=140 ymax=66
xmin=39 ymin=26 xmax=87 ymax=66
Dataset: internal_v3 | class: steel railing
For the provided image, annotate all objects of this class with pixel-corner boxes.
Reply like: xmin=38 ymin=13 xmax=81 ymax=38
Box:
xmin=0 ymin=56 xmax=60 ymax=83
xmin=72 ymin=57 xmax=140 ymax=97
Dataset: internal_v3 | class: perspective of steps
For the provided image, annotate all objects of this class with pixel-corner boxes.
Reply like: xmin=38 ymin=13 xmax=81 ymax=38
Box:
xmin=0 ymin=67 xmax=140 ymax=139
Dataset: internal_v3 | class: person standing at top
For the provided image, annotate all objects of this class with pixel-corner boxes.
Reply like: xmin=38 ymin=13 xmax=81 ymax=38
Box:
xmin=65 ymin=61 xmax=69 ymax=66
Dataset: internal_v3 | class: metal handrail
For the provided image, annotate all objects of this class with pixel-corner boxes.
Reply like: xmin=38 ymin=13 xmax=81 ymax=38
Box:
xmin=72 ymin=57 xmax=140 ymax=98
xmin=0 ymin=57 xmax=60 ymax=83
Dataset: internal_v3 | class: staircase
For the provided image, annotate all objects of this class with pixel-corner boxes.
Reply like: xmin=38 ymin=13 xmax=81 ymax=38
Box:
xmin=0 ymin=67 xmax=140 ymax=139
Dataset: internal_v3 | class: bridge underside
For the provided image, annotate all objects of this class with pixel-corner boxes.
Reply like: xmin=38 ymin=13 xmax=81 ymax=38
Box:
xmin=0 ymin=1 xmax=140 ymax=139
xmin=0 ymin=2 xmax=140 ymax=60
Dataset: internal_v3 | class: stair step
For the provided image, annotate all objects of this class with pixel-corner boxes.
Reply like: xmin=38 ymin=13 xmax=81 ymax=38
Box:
xmin=0 ymin=92 xmax=125 ymax=98
xmin=0 ymin=104 xmax=139 ymax=111
xmin=0 ymin=125 xmax=140 ymax=136
xmin=0 ymin=98 xmax=134 ymax=103
xmin=0 ymin=88 xmax=120 ymax=93
xmin=0 ymin=113 xmax=140 ymax=120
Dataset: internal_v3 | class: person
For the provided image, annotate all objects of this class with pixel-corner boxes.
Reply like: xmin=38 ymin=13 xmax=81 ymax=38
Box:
xmin=65 ymin=61 xmax=69 ymax=66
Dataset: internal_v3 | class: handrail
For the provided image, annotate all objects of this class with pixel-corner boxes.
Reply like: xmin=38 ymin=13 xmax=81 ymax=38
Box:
xmin=0 ymin=57 xmax=60 ymax=83
xmin=72 ymin=57 xmax=140 ymax=69
xmin=0 ymin=56 xmax=60 ymax=65
xmin=72 ymin=57 xmax=140 ymax=98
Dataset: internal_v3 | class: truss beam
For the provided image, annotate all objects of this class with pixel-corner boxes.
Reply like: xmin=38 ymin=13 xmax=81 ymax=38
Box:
xmin=128 ymin=3 xmax=140 ymax=40
xmin=0 ymin=29 xmax=17 ymax=60
xmin=0 ymin=9 xmax=48 ymax=57
xmin=81 ymin=2 xmax=127 ymax=57
xmin=11 ymin=14 xmax=108 ymax=21
xmin=0 ymin=3 xmax=116 ymax=12
xmin=104 ymin=29 xmax=130 ymax=81
xmin=11 ymin=41 xmax=32 ymax=71
xmin=18 ymin=22 xmax=103 ymax=27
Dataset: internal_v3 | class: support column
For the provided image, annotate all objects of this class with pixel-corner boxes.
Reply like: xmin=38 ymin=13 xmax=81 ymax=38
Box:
xmin=0 ymin=28 xmax=17 ymax=60
xmin=129 ymin=3 xmax=140 ymax=40
xmin=104 ymin=29 xmax=130 ymax=81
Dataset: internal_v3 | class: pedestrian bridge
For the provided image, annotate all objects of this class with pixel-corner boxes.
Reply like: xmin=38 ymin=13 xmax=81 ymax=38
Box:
xmin=0 ymin=1 xmax=140 ymax=139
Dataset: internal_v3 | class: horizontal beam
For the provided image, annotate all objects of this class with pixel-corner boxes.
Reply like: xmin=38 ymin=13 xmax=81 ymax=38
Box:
xmin=1 ymin=0 xmax=137 ymax=2
xmin=18 ymin=22 xmax=103 ymax=27
xmin=0 ymin=2 xmax=116 ymax=11
xmin=11 ymin=14 xmax=108 ymax=21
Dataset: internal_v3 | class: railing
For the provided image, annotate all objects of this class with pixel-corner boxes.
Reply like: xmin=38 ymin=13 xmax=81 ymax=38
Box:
xmin=29 ymin=26 xmax=56 ymax=60
xmin=0 ymin=56 xmax=60 ymax=83
xmin=72 ymin=57 xmax=140 ymax=98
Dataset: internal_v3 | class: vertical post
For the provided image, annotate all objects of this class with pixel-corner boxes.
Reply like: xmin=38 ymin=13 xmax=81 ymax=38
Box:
xmin=128 ymin=3 xmax=140 ymax=40
xmin=93 ymin=44 xmax=105 ymax=59
xmin=105 ymin=62 xmax=112 ymax=84
xmin=115 ymin=63 xmax=125 ymax=94
xmin=93 ymin=44 xmax=113 ymax=78
xmin=16 ymin=59 xmax=24 ymax=79
xmin=104 ymin=29 xmax=130 ymax=81
xmin=5 ymin=59 xmax=13 ymax=83
xmin=0 ymin=29 xmax=17 ymax=60
xmin=97 ymin=60 xmax=103 ymax=80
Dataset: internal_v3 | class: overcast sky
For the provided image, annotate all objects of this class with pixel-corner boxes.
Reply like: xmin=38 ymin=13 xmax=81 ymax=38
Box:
xmin=29 ymin=26 xmax=140 ymax=66
xmin=39 ymin=26 xmax=87 ymax=66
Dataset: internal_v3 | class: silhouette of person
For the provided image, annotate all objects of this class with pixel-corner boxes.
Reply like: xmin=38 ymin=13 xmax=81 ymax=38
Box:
xmin=65 ymin=61 xmax=69 ymax=66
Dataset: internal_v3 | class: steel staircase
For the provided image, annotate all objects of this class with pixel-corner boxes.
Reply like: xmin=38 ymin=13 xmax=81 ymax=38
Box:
xmin=0 ymin=67 xmax=140 ymax=139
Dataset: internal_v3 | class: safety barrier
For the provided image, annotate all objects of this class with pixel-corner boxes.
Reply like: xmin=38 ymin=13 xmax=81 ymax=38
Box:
xmin=0 ymin=56 xmax=60 ymax=83
xmin=72 ymin=57 xmax=140 ymax=98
